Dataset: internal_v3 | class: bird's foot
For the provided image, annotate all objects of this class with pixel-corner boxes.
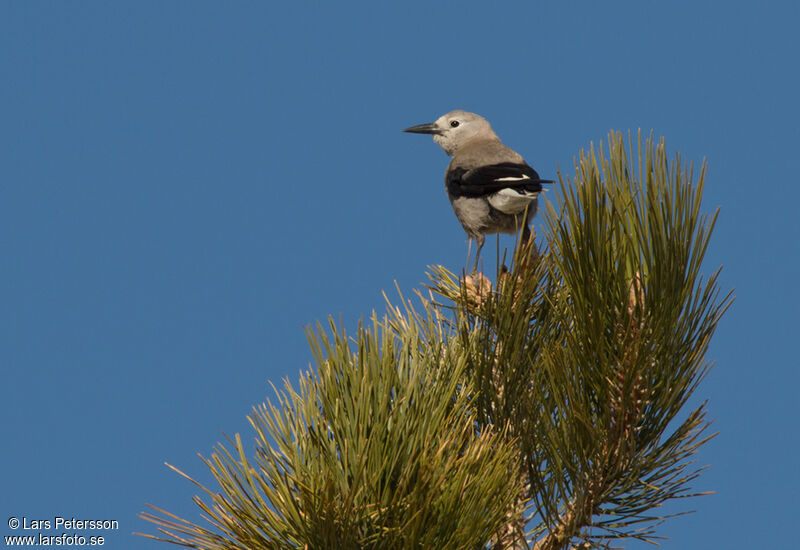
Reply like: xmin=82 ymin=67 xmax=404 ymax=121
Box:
xmin=463 ymin=271 xmax=493 ymax=306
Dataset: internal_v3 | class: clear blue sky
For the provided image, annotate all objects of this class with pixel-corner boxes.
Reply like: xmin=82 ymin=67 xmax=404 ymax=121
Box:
xmin=2 ymin=2 xmax=798 ymax=548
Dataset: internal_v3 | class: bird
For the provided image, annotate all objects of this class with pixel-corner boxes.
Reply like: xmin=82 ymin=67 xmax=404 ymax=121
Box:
xmin=403 ymin=110 xmax=553 ymax=274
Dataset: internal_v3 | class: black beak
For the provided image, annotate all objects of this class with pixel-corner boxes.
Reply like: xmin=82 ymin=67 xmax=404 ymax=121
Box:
xmin=402 ymin=122 xmax=442 ymax=135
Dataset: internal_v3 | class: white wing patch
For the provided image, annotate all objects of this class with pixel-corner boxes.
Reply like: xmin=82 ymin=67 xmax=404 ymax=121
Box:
xmin=493 ymin=174 xmax=531 ymax=182
xmin=488 ymin=188 xmax=539 ymax=214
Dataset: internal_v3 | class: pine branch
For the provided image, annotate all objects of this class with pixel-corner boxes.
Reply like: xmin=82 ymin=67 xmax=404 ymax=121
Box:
xmin=140 ymin=307 xmax=525 ymax=549
xmin=430 ymin=131 xmax=730 ymax=549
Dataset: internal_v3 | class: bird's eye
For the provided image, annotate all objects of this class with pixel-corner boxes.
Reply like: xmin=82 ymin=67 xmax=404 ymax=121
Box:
xmin=450 ymin=120 xmax=460 ymax=128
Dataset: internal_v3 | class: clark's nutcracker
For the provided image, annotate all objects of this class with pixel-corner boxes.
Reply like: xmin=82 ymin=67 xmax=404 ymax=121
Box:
xmin=403 ymin=110 xmax=553 ymax=273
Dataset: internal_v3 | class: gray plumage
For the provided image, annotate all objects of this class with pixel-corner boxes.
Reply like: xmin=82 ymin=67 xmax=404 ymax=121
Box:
xmin=403 ymin=110 xmax=552 ymax=273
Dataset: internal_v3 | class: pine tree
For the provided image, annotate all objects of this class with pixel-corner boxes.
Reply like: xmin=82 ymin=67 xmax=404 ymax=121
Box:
xmin=139 ymin=132 xmax=731 ymax=549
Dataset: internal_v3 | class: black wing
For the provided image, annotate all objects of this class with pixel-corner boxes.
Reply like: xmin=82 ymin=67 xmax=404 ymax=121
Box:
xmin=447 ymin=162 xmax=554 ymax=198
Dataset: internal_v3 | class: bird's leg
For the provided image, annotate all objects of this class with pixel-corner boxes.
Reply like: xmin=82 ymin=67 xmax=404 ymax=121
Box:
xmin=511 ymin=211 xmax=529 ymax=257
xmin=518 ymin=205 xmax=532 ymax=244
xmin=472 ymin=234 xmax=485 ymax=275
xmin=466 ymin=238 xmax=473 ymax=275
xmin=516 ymin=222 xmax=539 ymax=273
xmin=520 ymin=223 xmax=531 ymax=243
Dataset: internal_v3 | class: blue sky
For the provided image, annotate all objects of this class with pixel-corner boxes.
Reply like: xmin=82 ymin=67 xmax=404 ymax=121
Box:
xmin=2 ymin=2 xmax=798 ymax=548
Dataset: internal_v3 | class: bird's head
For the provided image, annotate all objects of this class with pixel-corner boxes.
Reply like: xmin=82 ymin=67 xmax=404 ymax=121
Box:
xmin=403 ymin=110 xmax=497 ymax=156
